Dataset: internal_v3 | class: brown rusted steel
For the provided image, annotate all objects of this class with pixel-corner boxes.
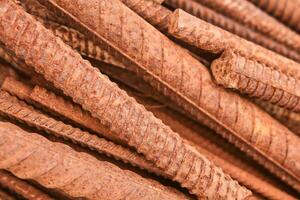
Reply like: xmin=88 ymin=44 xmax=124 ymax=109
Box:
xmin=126 ymin=85 xmax=297 ymax=200
xmin=211 ymin=50 xmax=300 ymax=112
xmin=0 ymin=90 xmax=166 ymax=178
xmin=0 ymin=1 xmax=252 ymax=199
xmin=0 ymin=121 xmax=190 ymax=200
xmin=0 ymin=44 xmax=36 ymax=76
xmin=41 ymin=20 xmax=125 ymax=68
xmin=164 ymin=0 xmax=300 ymax=62
xmin=34 ymin=0 xmax=300 ymax=190
xmin=249 ymin=0 xmax=300 ymax=33
xmin=254 ymin=99 xmax=300 ymax=137
xmin=168 ymin=9 xmax=300 ymax=80
xmin=0 ymin=170 xmax=54 ymax=200
xmin=194 ymin=0 xmax=300 ymax=53
xmin=16 ymin=0 xmax=64 ymax=25
xmin=121 ymin=0 xmax=172 ymax=32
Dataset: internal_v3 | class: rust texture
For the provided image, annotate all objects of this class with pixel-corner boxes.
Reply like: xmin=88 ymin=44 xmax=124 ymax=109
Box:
xmin=16 ymin=0 xmax=64 ymax=24
xmin=2 ymin=76 xmax=128 ymax=145
xmin=254 ymin=99 xmax=300 ymax=137
xmin=168 ymin=9 xmax=300 ymax=80
xmin=0 ymin=44 xmax=36 ymax=76
xmin=0 ymin=121 xmax=189 ymax=200
xmin=35 ymin=0 xmax=300 ymax=190
xmin=194 ymin=0 xmax=300 ymax=52
xmin=0 ymin=170 xmax=54 ymax=200
xmin=249 ymin=0 xmax=300 ymax=33
xmin=0 ymin=1 xmax=252 ymax=199
xmin=134 ymin=92 xmax=297 ymax=200
xmin=42 ymin=20 xmax=125 ymax=68
xmin=164 ymin=0 xmax=300 ymax=62
xmin=120 ymin=0 xmax=172 ymax=32
xmin=0 ymin=90 xmax=165 ymax=178
xmin=211 ymin=50 xmax=300 ymax=112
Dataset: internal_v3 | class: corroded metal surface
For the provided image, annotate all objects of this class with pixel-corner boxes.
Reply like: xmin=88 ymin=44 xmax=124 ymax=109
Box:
xmin=32 ymin=0 xmax=300 ymax=190
xmin=0 ymin=1 xmax=252 ymax=199
xmin=0 ymin=121 xmax=189 ymax=200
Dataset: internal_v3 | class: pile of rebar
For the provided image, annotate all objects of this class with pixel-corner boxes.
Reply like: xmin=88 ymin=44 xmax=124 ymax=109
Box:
xmin=0 ymin=0 xmax=299 ymax=199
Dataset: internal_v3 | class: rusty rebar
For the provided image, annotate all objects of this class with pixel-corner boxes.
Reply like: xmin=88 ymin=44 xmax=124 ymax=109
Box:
xmin=249 ymin=0 xmax=300 ymax=33
xmin=164 ymin=0 xmax=300 ymax=62
xmin=254 ymin=99 xmax=300 ymax=137
xmin=194 ymin=0 xmax=300 ymax=52
xmin=34 ymin=0 xmax=300 ymax=190
xmin=121 ymin=0 xmax=172 ymax=32
xmin=0 ymin=170 xmax=54 ymax=200
xmin=0 ymin=1 xmax=252 ymax=198
xmin=211 ymin=50 xmax=300 ymax=112
xmin=0 ymin=121 xmax=189 ymax=200
xmin=0 ymin=89 xmax=166 ymax=178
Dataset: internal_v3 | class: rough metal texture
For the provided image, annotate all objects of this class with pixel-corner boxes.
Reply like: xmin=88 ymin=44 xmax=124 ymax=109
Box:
xmin=0 ymin=1 xmax=251 ymax=199
xmin=35 ymin=0 xmax=300 ymax=190
xmin=194 ymin=0 xmax=300 ymax=52
xmin=121 ymin=0 xmax=171 ymax=32
xmin=0 ymin=89 xmax=165 ymax=178
xmin=254 ymin=99 xmax=300 ymax=137
xmin=168 ymin=9 xmax=300 ymax=80
xmin=211 ymin=50 xmax=300 ymax=112
xmin=249 ymin=0 xmax=300 ymax=33
xmin=138 ymin=94 xmax=297 ymax=200
xmin=0 ymin=44 xmax=36 ymax=76
xmin=16 ymin=0 xmax=64 ymax=25
xmin=164 ymin=0 xmax=300 ymax=62
xmin=0 ymin=121 xmax=189 ymax=200
xmin=0 ymin=170 xmax=54 ymax=200
xmin=42 ymin=20 xmax=125 ymax=68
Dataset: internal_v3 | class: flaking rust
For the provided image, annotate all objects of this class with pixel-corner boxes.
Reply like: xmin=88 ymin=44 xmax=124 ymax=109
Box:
xmin=0 ymin=1 xmax=252 ymax=199
xmin=0 ymin=170 xmax=54 ymax=200
xmin=164 ymin=0 xmax=300 ymax=62
xmin=0 ymin=89 xmax=165 ymax=178
xmin=35 ymin=0 xmax=300 ymax=190
xmin=211 ymin=50 xmax=300 ymax=112
xmin=194 ymin=0 xmax=300 ymax=52
xmin=0 ymin=121 xmax=189 ymax=200
xmin=249 ymin=0 xmax=300 ymax=33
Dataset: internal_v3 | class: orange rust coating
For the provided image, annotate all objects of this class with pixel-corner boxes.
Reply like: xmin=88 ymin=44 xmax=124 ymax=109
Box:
xmin=34 ymin=0 xmax=300 ymax=190
xmin=0 ymin=121 xmax=190 ymax=200
xmin=254 ymin=100 xmax=300 ymax=137
xmin=168 ymin=9 xmax=300 ymax=80
xmin=194 ymin=0 xmax=300 ymax=52
xmin=0 ymin=170 xmax=54 ymax=200
xmin=249 ymin=0 xmax=300 ymax=33
xmin=0 ymin=89 xmax=166 ymax=178
xmin=211 ymin=50 xmax=300 ymax=112
xmin=0 ymin=1 xmax=252 ymax=198
xmin=164 ymin=0 xmax=300 ymax=62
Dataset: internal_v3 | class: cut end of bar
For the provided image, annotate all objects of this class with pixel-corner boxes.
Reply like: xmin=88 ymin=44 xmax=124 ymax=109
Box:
xmin=211 ymin=51 xmax=239 ymax=89
xmin=168 ymin=9 xmax=191 ymax=35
